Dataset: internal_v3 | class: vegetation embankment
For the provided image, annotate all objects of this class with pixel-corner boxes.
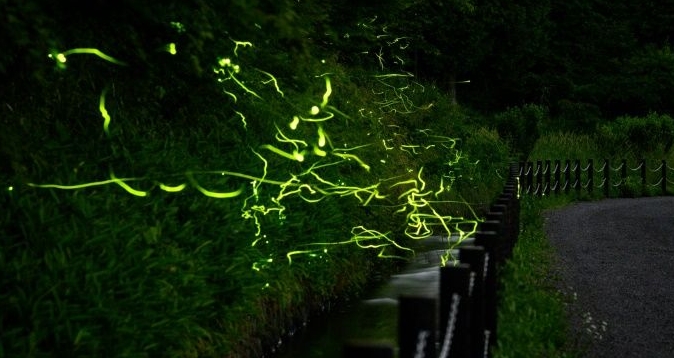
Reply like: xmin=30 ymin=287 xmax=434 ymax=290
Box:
xmin=3 ymin=0 xmax=674 ymax=357
xmin=0 ymin=1 xmax=511 ymax=356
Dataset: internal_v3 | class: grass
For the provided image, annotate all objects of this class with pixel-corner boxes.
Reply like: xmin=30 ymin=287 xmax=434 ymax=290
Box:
xmin=494 ymin=195 xmax=579 ymax=358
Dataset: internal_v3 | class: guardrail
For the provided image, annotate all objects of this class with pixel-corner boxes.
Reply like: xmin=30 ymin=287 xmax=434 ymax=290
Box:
xmin=343 ymin=163 xmax=520 ymax=358
xmin=519 ymin=159 xmax=674 ymax=197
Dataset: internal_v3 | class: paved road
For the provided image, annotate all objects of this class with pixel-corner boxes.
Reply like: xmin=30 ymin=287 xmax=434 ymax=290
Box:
xmin=544 ymin=197 xmax=674 ymax=358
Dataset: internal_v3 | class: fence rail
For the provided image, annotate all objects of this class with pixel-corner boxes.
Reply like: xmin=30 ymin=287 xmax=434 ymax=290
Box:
xmin=519 ymin=159 xmax=674 ymax=197
xmin=343 ymin=163 xmax=521 ymax=358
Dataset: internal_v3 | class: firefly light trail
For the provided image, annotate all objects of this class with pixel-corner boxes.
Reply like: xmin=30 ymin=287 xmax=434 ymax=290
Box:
xmin=31 ymin=36 xmax=478 ymax=272
xmin=49 ymin=48 xmax=127 ymax=68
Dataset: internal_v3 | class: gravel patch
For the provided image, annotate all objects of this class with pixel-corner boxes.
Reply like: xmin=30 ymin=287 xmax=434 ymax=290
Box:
xmin=544 ymin=197 xmax=674 ymax=358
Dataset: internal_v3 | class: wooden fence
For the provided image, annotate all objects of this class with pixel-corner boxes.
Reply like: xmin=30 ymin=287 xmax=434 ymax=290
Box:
xmin=343 ymin=163 xmax=521 ymax=358
xmin=519 ymin=159 xmax=674 ymax=197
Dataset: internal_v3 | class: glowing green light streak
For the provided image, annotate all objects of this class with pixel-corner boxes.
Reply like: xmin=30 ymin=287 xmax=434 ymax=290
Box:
xmin=235 ymin=110 xmax=247 ymax=129
xmin=308 ymin=171 xmax=338 ymax=187
xmin=325 ymin=105 xmax=352 ymax=120
xmin=228 ymin=70 xmax=262 ymax=99
xmin=232 ymin=40 xmax=253 ymax=56
xmin=321 ymin=77 xmax=332 ymax=108
xmin=397 ymin=188 xmax=420 ymax=202
xmin=110 ymin=170 xmax=147 ymax=197
xmin=159 ymin=183 xmax=187 ymax=192
xmin=50 ymin=48 xmax=127 ymax=66
xmin=373 ymin=73 xmax=413 ymax=79
xmin=317 ymin=126 xmax=327 ymax=147
xmin=299 ymin=112 xmax=334 ymax=122
xmin=99 ymin=88 xmax=111 ymax=136
xmin=332 ymin=152 xmax=370 ymax=171
xmin=260 ymin=144 xmax=305 ymax=162
xmin=286 ymin=250 xmax=318 ymax=264
xmin=186 ymin=172 xmax=243 ymax=199
xmin=326 ymin=184 xmax=384 ymax=206
xmin=400 ymin=145 xmax=421 ymax=154
xmin=287 ymin=226 xmax=411 ymax=263
xmin=274 ymin=125 xmax=308 ymax=151
xmin=333 ymin=144 xmax=372 ymax=152
xmin=28 ymin=177 xmax=142 ymax=190
xmin=390 ymin=178 xmax=418 ymax=189
xmin=256 ymin=69 xmax=284 ymax=96
xmin=435 ymin=177 xmax=446 ymax=198
xmin=222 ymin=89 xmax=237 ymax=102
xmin=196 ymin=170 xmax=288 ymax=186
xmin=417 ymin=167 xmax=427 ymax=191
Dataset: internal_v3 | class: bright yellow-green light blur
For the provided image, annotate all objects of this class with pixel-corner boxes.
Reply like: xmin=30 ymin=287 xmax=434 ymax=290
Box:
xmin=289 ymin=116 xmax=300 ymax=130
xmin=235 ymin=110 xmax=247 ymax=130
xmin=170 ymin=21 xmax=186 ymax=33
xmin=99 ymin=88 xmax=111 ymax=136
xmin=166 ymin=43 xmax=177 ymax=55
xmin=110 ymin=170 xmax=147 ymax=197
xmin=232 ymin=40 xmax=253 ymax=57
xmin=186 ymin=172 xmax=243 ymax=199
xmin=317 ymin=126 xmax=327 ymax=147
xmin=159 ymin=183 xmax=186 ymax=192
xmin=28 ymin=178 xmax=142 ymax=190
xmin=256 ymin=69 xmax=284 ymax=96
xmin=51 ymin=48 xmax=128 ymax=66
xmin=321 ymin=77 xmax=332 ymax=108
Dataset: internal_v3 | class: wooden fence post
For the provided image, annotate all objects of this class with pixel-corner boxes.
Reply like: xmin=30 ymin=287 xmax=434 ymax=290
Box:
xmin=459 ymin=246 xmax=488 ymax=358
xmin=399 ymin=296 xmax=436 ymax=358
xmin=475 ymin=229 xmax=500 ymax=348
xmin=536 ymin=160 xmax=543 ymax=196
xmin=439 ymin=264 xmax=473 ymax=358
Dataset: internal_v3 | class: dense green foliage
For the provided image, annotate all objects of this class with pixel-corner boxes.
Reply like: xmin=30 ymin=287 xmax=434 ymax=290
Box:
xmin=0 ymin=1 xmax=512 ymax=356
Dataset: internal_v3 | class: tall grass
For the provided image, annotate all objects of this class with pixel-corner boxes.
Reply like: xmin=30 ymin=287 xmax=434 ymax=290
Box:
xmin=528 ymin=132 xmax=601 ymax=162
xmin=494 ymin=196 xmax=579 ymax=358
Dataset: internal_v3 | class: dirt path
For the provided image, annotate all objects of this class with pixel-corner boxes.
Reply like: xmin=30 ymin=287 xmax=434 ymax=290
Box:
xmin=544 ymin=197 xmax=674 ymax=358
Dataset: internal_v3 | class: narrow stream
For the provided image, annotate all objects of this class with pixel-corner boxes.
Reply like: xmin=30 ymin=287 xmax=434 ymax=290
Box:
xmin=275 ymin=235 xmax=468 ymax=358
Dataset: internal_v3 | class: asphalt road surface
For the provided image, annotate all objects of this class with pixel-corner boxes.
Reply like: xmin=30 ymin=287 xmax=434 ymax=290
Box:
xmin=544 ymin=197 xmax=674 ymax=358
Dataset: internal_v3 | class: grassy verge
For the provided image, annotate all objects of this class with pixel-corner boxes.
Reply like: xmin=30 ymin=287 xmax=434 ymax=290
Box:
xmin=0 ymin=3 xmax=518 ymax=356
xmin=494 ymin=195 xmax=579 ymax=358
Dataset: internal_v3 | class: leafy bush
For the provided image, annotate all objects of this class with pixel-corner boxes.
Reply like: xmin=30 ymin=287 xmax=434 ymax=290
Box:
xmin=597 ymin=112 xmax=674 ymax=157
xmin=493 ymin=104 xmax=547 ymax=158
